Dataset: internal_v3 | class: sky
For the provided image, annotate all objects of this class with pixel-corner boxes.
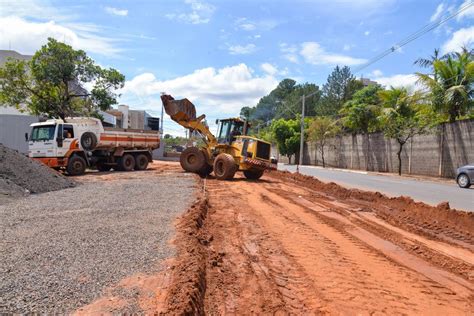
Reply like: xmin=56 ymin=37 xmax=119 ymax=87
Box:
xmin=0 ymin=0 xmax=473 ymax=136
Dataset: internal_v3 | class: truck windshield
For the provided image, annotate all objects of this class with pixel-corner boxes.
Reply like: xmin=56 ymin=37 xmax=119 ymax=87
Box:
xmin=30 ymin=125 xmax=56 ymax=141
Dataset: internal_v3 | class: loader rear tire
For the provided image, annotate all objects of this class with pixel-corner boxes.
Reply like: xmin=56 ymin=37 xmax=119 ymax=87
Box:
xmin=213 ymin=153 xmax=237 ymax=180
xmin=180 ymin=147 xmax=206 ymax=173
xmin=243 ymin=169 xmax=264 ymax=180
xmin=67 ymin=155 xmax=86 ymax=176
xmin=117 ymin=154 xmax=135 ymax=171
xmin=134 ymin=154 xmax=149 ymax=170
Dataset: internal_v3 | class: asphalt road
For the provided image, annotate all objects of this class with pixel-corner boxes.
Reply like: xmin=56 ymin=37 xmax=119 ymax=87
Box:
xmin=279 ymin=164 xmax=474 ymax=212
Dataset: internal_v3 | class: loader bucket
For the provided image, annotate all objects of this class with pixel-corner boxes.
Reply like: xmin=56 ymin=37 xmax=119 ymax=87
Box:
xmin=160 ymin=94 xmax=196 ymax=123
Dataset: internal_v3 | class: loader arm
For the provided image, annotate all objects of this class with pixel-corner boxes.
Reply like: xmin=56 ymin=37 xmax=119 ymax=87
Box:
xmin=160 ymin=94 xmax=218 ymax=146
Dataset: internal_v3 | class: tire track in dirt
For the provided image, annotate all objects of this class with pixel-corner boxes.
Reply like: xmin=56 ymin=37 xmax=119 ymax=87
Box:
xmin=202 ymin=173 xmax=473 ymax=314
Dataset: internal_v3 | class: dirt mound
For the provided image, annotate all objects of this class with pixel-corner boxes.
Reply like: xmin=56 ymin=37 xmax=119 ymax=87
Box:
xmin=0 ymin=144 xmax=75 ymax=195
xmin=271 ymin=171 xmax=474 ymax=244
xmin=162 ymin=194 xmax=209 ymax=315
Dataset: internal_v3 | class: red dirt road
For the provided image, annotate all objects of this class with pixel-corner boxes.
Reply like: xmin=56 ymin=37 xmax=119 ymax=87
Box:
xmin=74 ymin=163 xmax=473 ymax=314
xmin=165 ymin=170 xmax=473 ymax=315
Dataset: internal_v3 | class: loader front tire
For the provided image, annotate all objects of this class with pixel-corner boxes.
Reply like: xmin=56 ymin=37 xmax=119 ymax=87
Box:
xmin=243 ymin=169 xmax=264 ymax=180
xmin=180 ymin=147 xmax=206 ymax=173
xmin=213 ymin=153 xmax=237 ymax=180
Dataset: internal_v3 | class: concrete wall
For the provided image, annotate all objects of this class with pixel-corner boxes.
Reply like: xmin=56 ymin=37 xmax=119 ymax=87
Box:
xmin=278 ymin=119 xmax=473 ymax=178
xmin=0 ymin=114 xmax=39 ymax=153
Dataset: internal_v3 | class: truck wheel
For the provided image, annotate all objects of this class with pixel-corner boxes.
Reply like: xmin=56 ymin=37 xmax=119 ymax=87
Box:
xmin=180 ymin=147 xmax=206 ymax=173
xmin=213 ymin=153 xmax=237 ymax=180
xmin=134 ymin=154 xmax=149 ymax=170
xmin=457 ymin=173 xmax=471 ymax=188
xmin=67 ymin=156 xmax=86 ymax=176
xmin=243 ymin=169 xmax=264 ymax=180
xmin=80 ymin=132 xmax=98 ymax=150
xmin=118 ymin=154 xmax=135 ymax=171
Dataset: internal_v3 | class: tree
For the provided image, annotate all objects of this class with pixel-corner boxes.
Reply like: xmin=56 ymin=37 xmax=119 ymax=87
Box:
xmin=240 ymin=106 xmax=254 ymax=120
xmin=379 ymin=88 xmax=428 ymax=175
xmin=271 ymin=118 xmax=300 ymax=163
xmin=319 ymin=66 xmax=364 ymax=116
xmin=416 ymin=47 xmax=473 ymax=122
xmin=340 ymin=85 xmax=383 ymax=134
xmin=307 ymin=117 xmax=340 ymax=167
xmin=0 ymin=37 xmax=125 ymax=119
xmin=275 ymin=83 xmax=321 ymax=119
xmin=340 ymin=84 xmax=383 ymax=170
xmin=247 ymin=78 xmax=297 ymax=124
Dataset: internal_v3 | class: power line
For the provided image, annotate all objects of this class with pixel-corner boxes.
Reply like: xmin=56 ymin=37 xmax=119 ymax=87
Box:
xmin=353 ymin=0 xmax=474 ymax=74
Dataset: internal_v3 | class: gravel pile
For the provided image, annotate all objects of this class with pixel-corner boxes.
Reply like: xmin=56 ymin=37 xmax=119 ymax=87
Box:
xmin=0 ymin=144 xmax=75 ymax=197
xmin=0 ymin=173 xmax=196 ymax=314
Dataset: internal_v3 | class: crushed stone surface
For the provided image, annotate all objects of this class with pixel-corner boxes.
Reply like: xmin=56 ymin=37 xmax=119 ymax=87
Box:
xmin=0 ymin=171 xmax=196 ymax=314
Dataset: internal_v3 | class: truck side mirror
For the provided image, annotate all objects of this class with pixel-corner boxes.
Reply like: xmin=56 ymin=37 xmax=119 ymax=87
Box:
xmin=215 ymin=119 xmax=219 ymax=125
xmin=25 ymin=133 xmax=28 ymax=142
xmin=57 ymin=136 xmax=64 ymax=148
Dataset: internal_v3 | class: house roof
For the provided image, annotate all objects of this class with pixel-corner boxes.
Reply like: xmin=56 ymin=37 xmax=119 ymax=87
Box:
xmin=0 ymin=50 xmax=32 ymax=66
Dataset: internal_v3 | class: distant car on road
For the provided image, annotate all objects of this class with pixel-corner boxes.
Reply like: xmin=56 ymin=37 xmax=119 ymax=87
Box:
xmin=456 ymin=165 xmax=474 ymax=188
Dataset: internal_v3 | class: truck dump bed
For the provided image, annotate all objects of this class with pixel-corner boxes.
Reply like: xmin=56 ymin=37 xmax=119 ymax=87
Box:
xmin=98 ymin=128 xmax=160 ymax=150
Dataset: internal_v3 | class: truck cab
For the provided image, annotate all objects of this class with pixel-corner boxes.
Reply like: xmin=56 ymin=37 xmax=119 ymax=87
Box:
xmin=28 ymin=118 xmax=159 ymax=176
xmin=29 ymin=120 xmax=79 ymax=159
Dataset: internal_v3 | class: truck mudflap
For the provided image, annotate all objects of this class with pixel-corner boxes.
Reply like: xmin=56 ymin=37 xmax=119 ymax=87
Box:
xmin=244 ymin=157 xmax=277 ymax=170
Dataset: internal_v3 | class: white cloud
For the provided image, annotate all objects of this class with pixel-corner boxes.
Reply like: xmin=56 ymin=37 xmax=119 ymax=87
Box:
xmin=375 ymin=74 xmax=418 ymax=88
xmin=300 ymin=42 xmax=367 ymax=66
xmin=370 ymin=69 xmax=383 ymax=77
xmin=364 ymin=30 xmax=370 ymax=36
xmin=0 ymin=16 xmax=121 ymax=56
xmin=228 ymin=43 xmax=257 ymax=55
xmin=441 ymin=26 xmax=474 ymax=53
xmin=261 ymin=63 xmax=278 ymax=76
xmin=235 ymin=17 xmax=279 ymax=32
xmin=119 ymin=64 xmax=278 ymax=117
xmin=105 ymin=7 xmax=128 ymax=17
xmin=430 ymin=3 xmax=445 ymax=22
xmin=343 ymin=44 xmax=353 ymax=51
xmin=457 ymin=0 xmax=474 ymax=21
xmin=0 ymin=0 xmax=65 ymax=21
xmin=165 ymin=0 xmax=215 ymax=24
xmin=280 ymin=43 xmax=299 ymax=63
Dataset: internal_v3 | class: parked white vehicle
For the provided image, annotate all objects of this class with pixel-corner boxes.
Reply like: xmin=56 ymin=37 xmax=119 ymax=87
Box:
xmin=28 ymin=117 xmax=160 ymax=175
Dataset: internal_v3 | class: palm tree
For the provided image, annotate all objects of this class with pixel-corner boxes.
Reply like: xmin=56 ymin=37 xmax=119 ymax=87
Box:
xmin=414 ymin=48 xmax=450 ymax=81
xmin=416 ymin=48 xmax=474 ymax=122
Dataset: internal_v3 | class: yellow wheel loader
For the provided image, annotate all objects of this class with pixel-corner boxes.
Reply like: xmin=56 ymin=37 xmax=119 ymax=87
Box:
xmin=161 ymin=94 xmax=277 ymax=180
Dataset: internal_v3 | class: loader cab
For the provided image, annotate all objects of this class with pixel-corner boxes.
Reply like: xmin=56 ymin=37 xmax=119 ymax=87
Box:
xmin=216 ymin=118 xmax=249 ymax=144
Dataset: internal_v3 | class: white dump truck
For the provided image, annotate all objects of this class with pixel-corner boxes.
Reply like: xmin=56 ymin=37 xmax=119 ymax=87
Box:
xmin=27 ymin=117 xmax=160 ymax=176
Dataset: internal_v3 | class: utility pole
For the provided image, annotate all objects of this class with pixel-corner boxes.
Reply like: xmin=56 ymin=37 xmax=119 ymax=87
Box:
xmin=298 ymin=94 xmax=305 ymax=173
xmin=160 ymin=103 xmax=164 ymax=137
